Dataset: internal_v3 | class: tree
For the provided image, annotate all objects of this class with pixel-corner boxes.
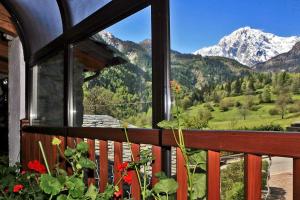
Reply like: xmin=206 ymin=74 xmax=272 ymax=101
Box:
xmin=239 ymin=95 xmax=254 ymax=120
xmin=83 ymin=86 xmax=115 ymax=115
xmin=291 ymin=75 xmax=300 ymax=94
xmin=276 ymin=90 xmax=292 ymax=119
xmin=241 ymin=81 xmax=247 ymax=94
xmin=246 ymin=78 xmax=255 ymax=94
xmin=239 ymin=105 xmax=249 ymax=120
xmin=184 ymin=108 xmax=212 ymax=129
xmin=220 ymin=98 xmax=233 ymax=112
xmin=231 ymin=79 xmax=241 ymax=96
xmin=261 ymin=85 xmax=272 ymax=103
xmin=225 ymin=82 xmax=231 ymax=96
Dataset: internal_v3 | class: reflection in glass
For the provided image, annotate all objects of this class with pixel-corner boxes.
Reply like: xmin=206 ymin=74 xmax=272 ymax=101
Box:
xmin=71 ymin=7 xmax=152 ymax=128
xmin=30 ymin=52 xmax=64 ymax=126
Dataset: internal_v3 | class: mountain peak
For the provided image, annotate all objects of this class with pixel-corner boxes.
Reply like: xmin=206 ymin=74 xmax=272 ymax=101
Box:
xmin=194 ymin=27 xmax=300 ymax=66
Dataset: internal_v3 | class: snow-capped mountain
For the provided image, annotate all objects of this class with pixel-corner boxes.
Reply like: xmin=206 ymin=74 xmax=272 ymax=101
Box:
xmin=194 ymin=27 xmax=300 ymax=67
xmin=91 ymin=31 xmax=251 ymax=89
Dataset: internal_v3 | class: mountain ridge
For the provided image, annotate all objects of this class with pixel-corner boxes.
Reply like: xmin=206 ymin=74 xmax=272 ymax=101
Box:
xmin=253 ymin=41 xmax=300 ymax=72
xmin=194 ymin=27 xmax=300 ymax=67
xmin=94 ymin=31 xmax=251 ymax=91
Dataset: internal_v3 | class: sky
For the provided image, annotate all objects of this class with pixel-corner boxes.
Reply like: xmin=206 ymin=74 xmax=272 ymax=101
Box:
xmin=107 ymin=0 xmax=300 ymax=53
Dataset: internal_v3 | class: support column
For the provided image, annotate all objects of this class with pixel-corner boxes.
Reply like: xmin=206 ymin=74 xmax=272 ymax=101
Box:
xmin=152 ymin=0 xmax=171 ymax=176
xmin=8 ymin=37 xmax=25 ymax=164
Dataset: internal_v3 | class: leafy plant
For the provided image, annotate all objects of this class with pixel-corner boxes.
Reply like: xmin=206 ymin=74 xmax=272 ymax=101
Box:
xmin=122 ymin=123 xmax=178 ymax=200
xmin=39 ymin=138 xmax=124 ymax=200
xmin=158 ymin=80 xmax=207 ymax=200
xmin=0 ymin=156 xmax=46 ymax=200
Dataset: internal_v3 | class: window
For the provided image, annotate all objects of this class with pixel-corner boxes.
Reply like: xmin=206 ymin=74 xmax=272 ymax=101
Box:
xmin=30 ymin=52 xmax=64 ymax=126
xmin=71 ymin=7 xmax=152 ymax=128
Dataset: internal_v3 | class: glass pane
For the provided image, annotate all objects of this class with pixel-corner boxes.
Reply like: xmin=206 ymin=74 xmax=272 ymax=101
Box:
xmin=71 ymin=7 xmax=152 ymax=128
xmin=67 ymin=0 xmax=112 ymax=26
xmin=30 ymin=52 xmax=64 ymax=126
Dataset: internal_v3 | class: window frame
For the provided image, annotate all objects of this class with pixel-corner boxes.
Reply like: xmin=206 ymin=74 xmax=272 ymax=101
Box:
xmin=25 ymin=0 xmax=171 ymax=174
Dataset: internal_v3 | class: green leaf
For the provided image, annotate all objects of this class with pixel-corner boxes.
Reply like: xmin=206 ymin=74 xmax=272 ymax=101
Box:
xmin=76 ymin=141 xmax=89 ymax=153
xmin=64 ymin=147 xmax=75 ymax=157
xmin=57 ymin=194 xmax=67 ymax=200
xmin=188 ymin=150 xmax=207 ymax=170
xmin=155 ymin=171 xmax=168 ymax=180
xmin=65 ymin=177 xmax=85 ymax=198
xmin=153 ymin=178 xmax=178 ymax=195
xmin=85 ymin=184 xmax=98 ymax=200
xmin=57 ymin=175 xmax=66 ymax=185
xmin=190 ymin=173 xmax=206 ymax=200
xmin=40 ymin=174 xmax=63 ymax=196
xmin=157 ymin=120 xmax=178 ymax=129
xmin=142 ymin=189 xmax=152 ymax=199
xmin=78 ymin=157 xmax=96 ymax=169
xmin=58 ymin=169 xmax=67 ymax=176
xmin=97 ymin=184 xmax=114 ymax=200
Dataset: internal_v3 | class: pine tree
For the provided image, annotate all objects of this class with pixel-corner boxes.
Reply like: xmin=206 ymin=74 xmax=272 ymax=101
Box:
xmin=262 ymin=85 xmax=272 ymax=103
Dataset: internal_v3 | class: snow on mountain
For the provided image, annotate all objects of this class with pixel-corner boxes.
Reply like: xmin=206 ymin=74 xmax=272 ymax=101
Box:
xmin=194 ymin=27 xmax=300 ymax=67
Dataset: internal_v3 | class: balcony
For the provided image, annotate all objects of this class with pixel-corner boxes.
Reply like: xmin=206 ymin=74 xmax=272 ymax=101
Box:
xmin=1 ymin=0 xmax=300 ymax=199
xmin=21 ymin=120 xmax=300 ymax=200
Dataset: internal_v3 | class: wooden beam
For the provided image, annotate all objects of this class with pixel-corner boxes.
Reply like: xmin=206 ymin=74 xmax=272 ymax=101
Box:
xmin=74 ymin=49 xmax=107 ymax=72
xmin=0 ymin=40 xmax=8 ymax=58
xmin=0 ymin=59 xmax=8 ymax=74
xmin=162 ymin=129 xmax=300 ymax=158
xmin=0 ymin=4 xmax=11 ymax=18
xmin=0 ymin=40 xmax=8 ymax=74
xmin=0 ymin=4 xmax=17 ymax=37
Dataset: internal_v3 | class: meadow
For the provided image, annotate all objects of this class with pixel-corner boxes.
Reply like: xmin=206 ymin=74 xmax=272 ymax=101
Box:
xmin=185 ymin=94 xmax=300 ymax=130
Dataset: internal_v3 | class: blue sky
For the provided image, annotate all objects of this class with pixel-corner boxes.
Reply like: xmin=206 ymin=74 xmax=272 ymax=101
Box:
xmin=107 ymin=0 xmax=300 ymax=53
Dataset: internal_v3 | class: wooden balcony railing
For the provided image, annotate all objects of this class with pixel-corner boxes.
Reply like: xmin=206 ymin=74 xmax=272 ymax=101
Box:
xmin=20 ymin=120 xmax=300 ymax=200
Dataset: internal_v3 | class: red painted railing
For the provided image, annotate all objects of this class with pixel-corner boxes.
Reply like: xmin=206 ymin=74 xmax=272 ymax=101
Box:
xmin=20 ymin=120 xmax=300 ymax=200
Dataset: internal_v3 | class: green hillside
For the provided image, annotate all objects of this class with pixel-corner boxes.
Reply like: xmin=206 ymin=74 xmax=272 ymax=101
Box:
xmin=83 ymin=34 xmax=300 ymax=130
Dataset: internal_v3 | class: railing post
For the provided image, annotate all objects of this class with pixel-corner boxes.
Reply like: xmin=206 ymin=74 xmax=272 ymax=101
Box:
xmin=130 ymin=144 xmax=141 ymax=199
xmin=245 ymin=154 xmax=262 ymax=200
xmin=293 ymin=158 xmax=300 ymax=199
xmin=151 ymin=145 xmax=162 ymax=185
xmin=176 ymin=147 xmax=188 ymax=199
xmin=114 ymin=142 xmax=123 ymax=195
xmin=87 ymin=139 xmax=96 ymax=185
xmin=151 ymin=0 xmax=171 ymax=177
xmin=207 ymin=150 xmax=220 ymax=200
xmin=99 ymin=140 xmax=108 ymax=192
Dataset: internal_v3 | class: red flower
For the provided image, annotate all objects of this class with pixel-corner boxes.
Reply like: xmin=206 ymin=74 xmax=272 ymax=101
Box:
xmin=114 ymin=190 xmax=122 ymax=198
xmin=21 ymin=170 xmax=26 ymax=175
xmin=13 ymin=184 xmax=24 ymax=193
xmin=117 ymin=162 xmax=128 ymax=171
xmin=28 ymin=160 xmax=46 ymax=174
xmin=123 ymin=174 xmax=132 ymax=185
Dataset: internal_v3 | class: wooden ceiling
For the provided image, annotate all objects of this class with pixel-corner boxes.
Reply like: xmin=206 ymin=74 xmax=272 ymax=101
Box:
xmin=0 ymin=4 xmax=17 ymax=74
xmin=0 ymin=4 xmax=17 ymax=37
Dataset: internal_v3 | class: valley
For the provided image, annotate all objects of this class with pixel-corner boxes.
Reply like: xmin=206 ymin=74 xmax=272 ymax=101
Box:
xmin=83 ymin=27 xmax=300 ymax=131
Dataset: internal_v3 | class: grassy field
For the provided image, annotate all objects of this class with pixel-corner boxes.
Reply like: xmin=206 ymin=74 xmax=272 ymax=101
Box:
xmin=185 ymin=95 xmax=300 ymax=130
